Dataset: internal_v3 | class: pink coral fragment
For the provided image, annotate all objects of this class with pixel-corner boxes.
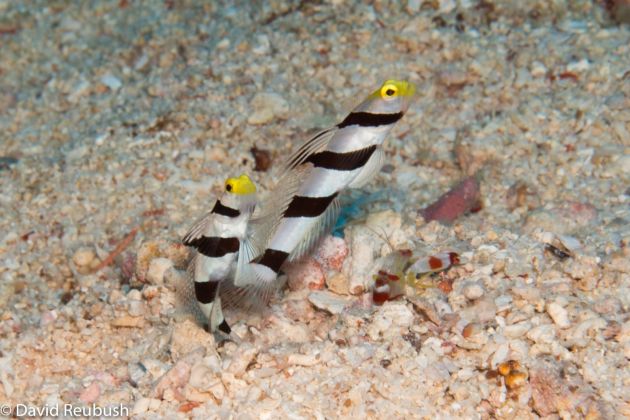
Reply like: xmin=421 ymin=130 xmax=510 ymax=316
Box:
xmin=79 ymin=381 xmax=101 ymax=404
xmin=313 ymin=235 xmax=349 ymax=271
xmin=420 ymin=176 xmax=482 ymax=224
xmin=285 ymin=258 xmax=325 ymax=291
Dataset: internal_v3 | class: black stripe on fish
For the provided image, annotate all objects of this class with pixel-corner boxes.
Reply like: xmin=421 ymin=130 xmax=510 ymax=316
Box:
xmin=305 ymin=145 xmax=377 ymax=171
xmin=258 ymin=248 xmax=290 ymax=273
xmin=337 ymin=111 xmax=403 ymax=129
xmin=195 ymin=281 xmax=220 ymax=304
xmin=211 ymin=200 xmax=240 ymax=218
xmin=284 ymin=193 xmax=338 ymax=218
xmin=218 ymin=320 xmax=231 ymax=334
xmin=184 ymin=236 xmax=239 ymax=257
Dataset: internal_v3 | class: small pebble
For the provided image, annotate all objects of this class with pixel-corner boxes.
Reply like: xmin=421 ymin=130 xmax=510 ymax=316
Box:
xmin=100 ymin=73 xmax=122 ymax=91
xmin=127 ymin=289 xmax=142 ymax=300
xmin=40 ymin=310 xmax=58 ymax=327
xmin=527 ymin=324 xmax=556 ymax=344
xmin=463 ymin=282 xmax=484 ymax=300
xmin=248 ymin=92 xmax=289 ymax=125
xmin=504 ymin=322 xmax=531 ymax=338
xmin=308 ymin=291 xmax=350 ymax=314
xmin=73 ymin=247 xmax=96 ymax=267
xmin=206 ymin=147 xmax=227 ymax=162
xmin=546 ymin=302 xmax=570 ymax=329
xmin=146 ymin=257 xmax=174 ymax=285
xmin=325 ymin=272 xmax=350 ymax=295
xmin=128 ymin=300 xmax=146 ymax=317
xmin=252 ymin=34 xmax=270 ymax=55
xmin=490 ymin=344 xmax=509 ymax=368
xmin=530 ymin=61 xmax=547 ymax=77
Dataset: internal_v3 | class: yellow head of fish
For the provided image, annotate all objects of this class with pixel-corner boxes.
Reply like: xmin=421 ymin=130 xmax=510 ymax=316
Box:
xmin=225 ymin=174 xmax=256 ymax=195
xmin=373 ymin=79 xmax=416 ymax=100
xmin=358 ymin=79 xmax=416 ymax=114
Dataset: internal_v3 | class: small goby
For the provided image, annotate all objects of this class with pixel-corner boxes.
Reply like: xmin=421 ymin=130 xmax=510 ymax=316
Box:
xmin=182 ymin=174 xmax=258 ymax=334
xmin=237 ymin=79 xmax=416 ymax=291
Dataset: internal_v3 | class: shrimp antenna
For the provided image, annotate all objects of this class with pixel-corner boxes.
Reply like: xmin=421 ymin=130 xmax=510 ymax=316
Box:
xmin=364 ymin=224 xmax=396 ymax=253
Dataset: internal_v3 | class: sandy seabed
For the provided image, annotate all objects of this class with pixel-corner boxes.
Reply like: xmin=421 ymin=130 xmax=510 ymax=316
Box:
xmin=1 ymin=1 xmax=629 ymax=418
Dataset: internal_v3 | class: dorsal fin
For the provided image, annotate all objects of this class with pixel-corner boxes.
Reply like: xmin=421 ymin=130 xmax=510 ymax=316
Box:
xmin=278 ymin=127 xmax=336 ymax=177
xmin=182 ymin=210 xmax=214 ymax=245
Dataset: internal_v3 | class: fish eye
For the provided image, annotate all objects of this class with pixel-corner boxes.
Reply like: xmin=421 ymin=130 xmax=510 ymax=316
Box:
xmin=381 ymin=84 xmax=398 ymax=99
xmin=226 ymin=183 xmax=233 ymax=192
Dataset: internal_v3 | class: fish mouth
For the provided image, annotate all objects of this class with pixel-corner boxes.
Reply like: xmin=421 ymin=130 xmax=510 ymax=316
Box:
xmin=398 ymin=81 xmax=417 ymax=113
xmin=401 ymin=81 xmax=416 ymax=98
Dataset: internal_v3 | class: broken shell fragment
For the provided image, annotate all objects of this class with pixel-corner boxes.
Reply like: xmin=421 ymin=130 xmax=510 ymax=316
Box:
xmin=505 ymin=371 xmax=528 ymax=389
xmin=541 ymin=233 xmax=582 ymax=260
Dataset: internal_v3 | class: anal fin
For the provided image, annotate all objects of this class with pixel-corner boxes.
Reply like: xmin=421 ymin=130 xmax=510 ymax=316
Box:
xmin=221 ymin=263 xmax=280 ymax=311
